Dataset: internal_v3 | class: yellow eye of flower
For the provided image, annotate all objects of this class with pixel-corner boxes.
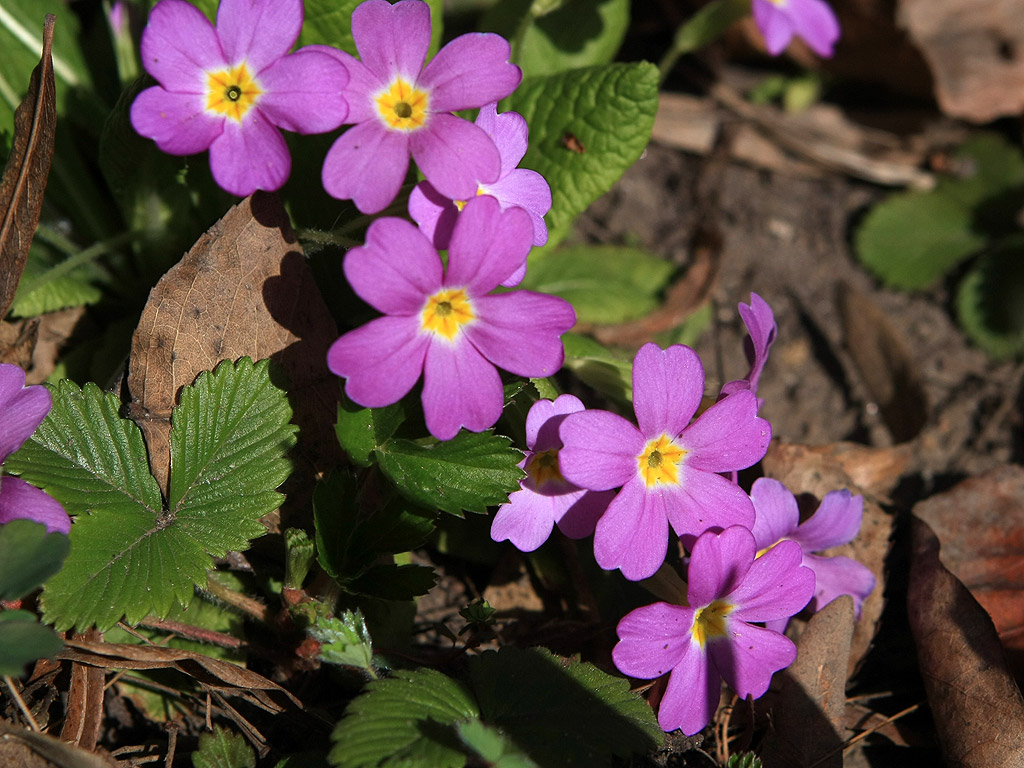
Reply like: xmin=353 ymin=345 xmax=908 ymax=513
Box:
xmin=637 ymin=434 xmax=687 ymax=487
xmin=421 ymin=288 xmax=474 ymax=340
xmin=375 ymin=77 xmax=429 ymax=131
xmin=206 ymin=63 xmax=262 ymax=122
xmin=692 ymin=599 xmax=734 ymax=648
xmin=527 ymin=449 xmax=563 ymax=487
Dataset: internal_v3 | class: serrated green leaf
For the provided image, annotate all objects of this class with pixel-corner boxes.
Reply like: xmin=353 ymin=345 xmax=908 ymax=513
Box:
xmin=313 ymin=609 xmax=375 ymax=672
xmin=0 ymin=610 xmax=63 ymax=675
xmin=561 ymin=332 xmax=633 ymax=403
xmin=522 ymin=244 xmax=673 ymax=324
xmin=505 ymin=62 xmax=659 ymax=250
xmin=335 ymin=395 xmax=406 ymax=467
xmin=456 ymin=720 xmax=538 ymax=768
xmin=0 ymin=519 xmax=69 ymax=601
xmin=468 ymin=647 xmax=662 ymax=766
xmin=9 ymin=239 xmax=106 ymax=317
xmin=191 ymin=726 xmax=256 ymax=768
xmin=937 ymin=132 xmax=1024 ymax=211
xmin=957 ymin=236 xmax=1024 ymax=359
xmin=24 ymin=359 xmax=294 ymax=632
xmin=330 ymin=668 xmax=480 ymax=768
xmin=347 ymin=562 xmax=436 ymax=600
xmin=375 ymin=430 xmax=524 ymax=516
xmin=484 ymin=0 xmax=629 ymax=78
xmin=854 ymin=189 xmax=985 ymax=290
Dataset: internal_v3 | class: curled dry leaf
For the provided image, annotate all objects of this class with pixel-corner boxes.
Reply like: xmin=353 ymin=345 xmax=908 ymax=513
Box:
xmin=0 ymin=15 xmax=57 ymax=322
xmin=762 ymin=441 xmax=893 ymax=675
xmin=127 ymin=192 xmax=339 ymax=495
xmin=913 ymin=465 xmax=1024 ymax=674
xmin=907 ymin=515 xmax=1024 ymax=767
xmin=759 ymin=595 xmax=854 ymax=768
xmin=59 ymin=630 xmax=104 ymax=753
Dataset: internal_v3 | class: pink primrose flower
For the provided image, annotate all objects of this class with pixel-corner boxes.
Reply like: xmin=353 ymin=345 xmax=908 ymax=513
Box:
xmin=326 ymin=196 xmax=575 ymax=441
xmin=752 ymin=0 xmax=841 ymax=58
xmin=320 ymin=0 xmax=522 ymax=214
xmin=720 ymin=292 xmax=776 ymax=405
xmin=0 ymin=365 xmax=70 ymax=534
xmin=750 ymin=477 xmax=875 ymax=631
xmin=409 ymin=102 xmax=552 ymax=267
xmin=491 ymin=395 xmax=614 ymax=552
xmin=130 ymin=0 xmax=350 ymax=196
xmin=557 ymin=343 xmax=772 ymax=581
xmin=613 ymin=525 xmax=814 ymax=735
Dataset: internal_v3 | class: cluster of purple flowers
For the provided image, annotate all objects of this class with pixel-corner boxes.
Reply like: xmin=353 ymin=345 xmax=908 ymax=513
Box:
xmin=491 ymin=295 xmax=874 ymax=735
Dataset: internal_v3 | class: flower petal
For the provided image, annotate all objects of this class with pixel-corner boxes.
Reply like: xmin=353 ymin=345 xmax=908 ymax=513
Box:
xmin=345 ymin=217 xmax=441 ymax=314
xmin=556 ymin=489 xmax=613 ymax=539
xmin=256 ymin=49 xmax=349 ymax=133
xmin=557 ymin=410 xmax=643 ymax=491
xmin=670 ymin=469 xmax=755 ymax=541
xmin=804 ymin=553 xmax=875 ymax=615
xmin=749 ymin=477 xmax=799 ymax=551
xmin=680 ymin=391 xmax=771 ymax=472
xmin=792 ymin=489 xmax=863 ymax=552
xmin=525 ymin=394 xmax=584 ymax=451
xmin=789 ymin=0 xmax=841 ymax=57
xmin=659 ymin=641 xmax=719 ymax=736
xmin=130 ymin=87 xmax=224 ymax=156
xmin=467 ymin=291 xmax=574 ymax=378
xmin=323 ymin=121 xmax=411 ymax=214
xmin=613 ymin=601 xmax=696 ymax=678
xmin=328 ymin=316 xmax=427 ymax=407
xmin=752 ymin=0 xmax=795 ymax=55
xmin=446 ymin=196 xmax=531 ymax=291
xmin=491 ymin=486 xmax=559 ymax=552
xmin=476 ymin=103 xmax=528 ymax=173
xmin=139 ymin=0 xmax=224 ymax=92
xmin=593 ymin=477 xmax=670 ymax=580
xmin=420 ymin=34 xmax=521 ymax=112
xmin=729 ymin=540 xmax=814 ymax=623
xmin=411 ymin=115 xmax=501 ymax=200
xmin=0 ymin=364 xmax=51 ymax=462
xmin=305 ymin=46 xmax=378 ymax=123
xmin=217 ymin=0 xmax=302 ymax=73
xmin=409 ymin=181 xmax=459 ymax=250
xmin=708 ymin=621 xmax=796 ymax=699
xmin=0 ymin=476 xmax=70 ymax=534
xmin=738 ymin=292 xmax=777 ymax=393
xmin=483 ymin=169 xmax=552 ymax=247
xmin=208 ymin=111 xmax=290 ymax=195
xmin=422 ymin=338 xmax=503 ymax=440
xmin=687 ymin=526 xmax=756 ymax=609
xmin=632 ymin=343 xmax=703 ymax=438
xmin=351 ymin=0 xmax=430 ymax=82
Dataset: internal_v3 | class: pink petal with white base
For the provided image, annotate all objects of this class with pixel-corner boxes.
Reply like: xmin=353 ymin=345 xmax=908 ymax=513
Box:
xmin=130 ymin=88 xmax=223 ymax=156
xmin=468 ymin=292 xmax=574 ymax=378
xmin=422 ymin=339 xmax=504 ymax=440
xmin=345 ymin=218 xmax=442 ymax=315
xmin=209 ymin=111 xmax=290 ymax=195
xmin=558 ymin=410 xmax=643 ymax=491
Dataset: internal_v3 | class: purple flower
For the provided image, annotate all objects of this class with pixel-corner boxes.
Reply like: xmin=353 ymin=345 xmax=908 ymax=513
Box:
xmin=558 ymin=343 xmax=772 ymax=581
xmin=491 ymin=395 xmax=613 ymax=551
xmin=752 ymin=0 xmax=840 ymax=58
xmin=327 ymin=196 xmax=575 ymax=441
xmin=320 ymin=0 xmax=522 ymax=214
xmin=613 ymin=526 xmax=814 ymax=735
xmin=750 ymin=477 xmax=875 ymax=630
xmin=720 ymin=292 xmax=776 ymax=404
xmin=130 ymin=0 xmax=350 ymax=196
xmin=0 ymin=365 xmax=70 ymax=534
xmin=409 ymin=103 xmax=552 ymax=264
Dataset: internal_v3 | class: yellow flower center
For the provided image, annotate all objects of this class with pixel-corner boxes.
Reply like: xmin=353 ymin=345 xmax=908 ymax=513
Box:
xmin=453 ymin=188 xmax=486 ymax=211
xmin=206 ymin=63 xmax=262 ymax=122
xmin=375 ymin=77 xmax=429 ymax=131
xmin=421 ymin=287 xmax=474 ymax=340
xmin=637 ymin=434 xmax=687 ymax=487
xmin=527 ymin=449 xmax=563 ymax=487
xmin=692 ymin=599 xmax=734 ymax=648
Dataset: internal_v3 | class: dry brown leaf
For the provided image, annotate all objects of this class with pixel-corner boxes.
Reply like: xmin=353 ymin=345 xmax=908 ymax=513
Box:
xmin=913 ymin=465 xmax=1024 ymax=674
xmin=59 ymin=631 xmax=104 ymax=753
xmin=0 ymin=15 xmax=57 ymax=322
xmin=0 ymin=317 xmax=39 ymax=368
xmin=899 ymin=0 xmax=1024 ymax=122
xmin=760 ymin=596 xmax=853 ymax=768
xmin=762 ymin=441 xmax=892 ymax=675
xmin=837 ymin=282 xmax=928 ymax=443
xmin=127 ymin=191 xmax=339 ymax=495
xmin=907 ymin=515 xmax=1024 ymax=767
xmin=0 ymin=719 xmax=115 ymax=768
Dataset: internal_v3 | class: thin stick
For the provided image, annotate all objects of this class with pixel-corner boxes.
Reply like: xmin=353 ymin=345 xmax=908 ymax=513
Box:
xmin=3 ymin=675 xmax=41 ymax=732
xmin=807 ymin=702 xmax=921 ymax=768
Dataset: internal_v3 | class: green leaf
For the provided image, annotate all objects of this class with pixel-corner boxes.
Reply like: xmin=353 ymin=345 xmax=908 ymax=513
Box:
xmin=937 ymin=132 xmax=1024 ymax=210
xmin=505 ymin=62 xmax=659 ymax=250
xmin=0 ymin=611 xmax=63 ymax=676
xmin=522 ymin=244 xmax=673 ymax=324
xmin=468 ymin=647 xmax=662 ymax=766
xmin=347 ymin=563 xmax=436 ymax=600
xmin=9 ymin=241 xmax=105 ymax=317
xmin=375 ymin=430 xmax=524 ymax=516
xmin=330 ymin=668 xmax=480 ymax=768
xmin=313 ymin=609 xmax=375 ymax=673
xmin=957 ymin=236 xmax=1024 ymax=359
xmin=854 ymin=189 xmax=986 ymax=290
xmin=456 ymin=720 xmax=538 ymax=768
xmin=484 ymin=0 xmax=630 ymax=78
xmin=561 ymin=333 xmax=633 ymax=403
xmin=23 ymin=359 xmax=294 ymax=632
xmin=0 ymin=519 xmax=69 ymax=601
xmin=335 ymin=395 xmax=406 ymax=467
xmin=191 ymin=726 xmax=256 ymax=768
xmin=665 ymin=0 xmax=749 ymax=57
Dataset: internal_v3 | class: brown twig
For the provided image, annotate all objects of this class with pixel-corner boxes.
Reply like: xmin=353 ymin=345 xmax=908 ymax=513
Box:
xmin=807 ymin=701 xmax=922 ymax=768
xmin=3 ymin=675 xmax=41 ymax=731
